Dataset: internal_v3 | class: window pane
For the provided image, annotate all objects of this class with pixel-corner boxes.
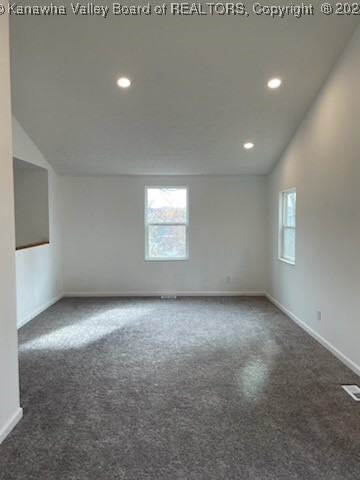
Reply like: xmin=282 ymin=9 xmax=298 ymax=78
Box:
xmin=283 ymin=227 xmax=295 ymax=261
xmin=285 ymin=191 xmax=296 ymax=227
xmin=148 ymin=225 xmax=186 ymax=259
xmin=147 ymin=188 xmax=187 ymax=224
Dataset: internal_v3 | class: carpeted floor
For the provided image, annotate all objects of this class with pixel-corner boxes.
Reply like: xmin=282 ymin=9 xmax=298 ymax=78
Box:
xmin=0 ymin=297 xmax=359 ymax=480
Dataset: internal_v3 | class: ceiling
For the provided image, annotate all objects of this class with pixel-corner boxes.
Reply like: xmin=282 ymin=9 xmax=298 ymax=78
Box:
xmin=10 ymin=4 xmax=359 ymax=175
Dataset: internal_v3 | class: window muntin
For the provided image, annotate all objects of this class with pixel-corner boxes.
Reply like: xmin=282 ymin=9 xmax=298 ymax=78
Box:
xmin=279 ymin=189 xmax=296 ymax=264
xmin=145 ymin=187 xmax=188 ymax=260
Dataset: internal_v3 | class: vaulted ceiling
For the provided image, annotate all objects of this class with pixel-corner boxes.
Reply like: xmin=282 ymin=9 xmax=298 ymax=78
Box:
xmin=10 ymin=5 xmax=359 ymax=175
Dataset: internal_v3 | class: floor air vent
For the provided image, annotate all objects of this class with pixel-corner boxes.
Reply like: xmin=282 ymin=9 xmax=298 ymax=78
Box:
xmin=161 ymin=295 xmax=177 ymax=299
xmin=342 ymin=385 xmax=360 ymax=401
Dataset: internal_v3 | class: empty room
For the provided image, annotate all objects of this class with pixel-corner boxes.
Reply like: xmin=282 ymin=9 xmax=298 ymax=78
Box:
xmin=0 ymin=3 xmax=359 ymax=479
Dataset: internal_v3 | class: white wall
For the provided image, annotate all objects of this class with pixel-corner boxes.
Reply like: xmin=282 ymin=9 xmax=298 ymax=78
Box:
xmin=13 ymin=118 xmax=63 ymax=327
xmin=14 ymin=165 xmax=49 ymax=248
xmin=61 ymin=175 xmax=266 ymax=295
xmin=0 ymin=15 xmax=22 ymax=445
xmin=267 ymin=26 xmax=360 ymax=374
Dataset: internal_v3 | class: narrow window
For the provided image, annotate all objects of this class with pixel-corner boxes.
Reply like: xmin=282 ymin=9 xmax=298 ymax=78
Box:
xmin=145 ymin=187 xmax=188 ymax=261
xmin=278 ymin=188 xmax=296 ymax=265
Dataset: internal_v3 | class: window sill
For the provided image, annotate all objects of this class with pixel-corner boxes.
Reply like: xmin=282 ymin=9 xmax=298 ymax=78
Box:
xmin=145 ymin=257 xmax=189 ymax=262
xmin=16 ymin=241 xmax=49 ymax=251
xmin=278 ymin=256 xmax=295 ymax=266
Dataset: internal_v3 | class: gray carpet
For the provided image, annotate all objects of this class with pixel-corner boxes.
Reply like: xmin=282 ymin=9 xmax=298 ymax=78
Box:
xmin=0 ymin=297 xmax=359 ymax=480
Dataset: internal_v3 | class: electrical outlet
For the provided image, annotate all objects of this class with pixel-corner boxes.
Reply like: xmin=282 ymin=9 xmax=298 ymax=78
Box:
xmin=226 ymin=275 xmax=231 ymax=283
xmin=317 ymin=310 xmax=321 ymax=321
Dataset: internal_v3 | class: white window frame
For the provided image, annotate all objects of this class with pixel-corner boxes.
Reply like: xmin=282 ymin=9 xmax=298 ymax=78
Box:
xmin=145 ymin=186 xmax=189 ymax=261
xmin=278 ymin=188 xmax=296 ymax=265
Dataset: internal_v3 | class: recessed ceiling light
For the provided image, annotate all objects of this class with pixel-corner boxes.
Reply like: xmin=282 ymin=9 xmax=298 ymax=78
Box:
xmin=117 ymin=77 xmax=131 ymax=88
xmin=268 ymin=78 xmax=282 ymax=89
xmin=244 ymin=142 xmax=254 ymax=149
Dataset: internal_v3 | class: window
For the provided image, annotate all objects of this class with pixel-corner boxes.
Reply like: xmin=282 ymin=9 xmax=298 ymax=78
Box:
xmin=278 ymin=188 xmax=296 ymax=265
xmin=145 ymin=187 xmax=188 ymax=261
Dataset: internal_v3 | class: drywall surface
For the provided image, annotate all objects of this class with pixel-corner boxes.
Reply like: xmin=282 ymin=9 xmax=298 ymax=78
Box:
xmin=0 ymin=15 xmax=22 ymax=444
xmin=13 ymin=118 xmax=63 ymax=327
xmin=61 ymin=175 xmax=266 ymax=295
xmin=13 ymin=165 xmax=49 ymax=248
xmin=267 ymin=26 xmax=360 ymax=373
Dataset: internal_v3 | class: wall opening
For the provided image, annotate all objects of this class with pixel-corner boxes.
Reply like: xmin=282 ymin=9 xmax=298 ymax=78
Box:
xmin=13 ymin=158 xmax=49 ymax=250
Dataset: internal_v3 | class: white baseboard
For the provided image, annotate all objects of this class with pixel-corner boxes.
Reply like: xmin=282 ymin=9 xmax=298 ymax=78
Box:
xmin=17 ymin=294 xmax=63 ymax=329
xmin=265 ymin=293 xmax=360 ymax=377
xmin=64 ymin=291 xmax=265 ymax=298
xmin=0 ymin=408 xmax=23 ymax=445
